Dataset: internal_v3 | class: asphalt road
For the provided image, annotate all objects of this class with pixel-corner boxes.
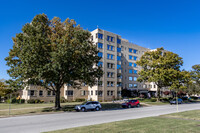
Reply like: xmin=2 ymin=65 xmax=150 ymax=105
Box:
xmin=0 ymin=103 xmax=200 ymax=133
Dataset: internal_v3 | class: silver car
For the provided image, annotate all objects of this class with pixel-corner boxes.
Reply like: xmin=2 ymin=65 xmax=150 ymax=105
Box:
xmin=75 ymin=101 xmax=102 ymax=112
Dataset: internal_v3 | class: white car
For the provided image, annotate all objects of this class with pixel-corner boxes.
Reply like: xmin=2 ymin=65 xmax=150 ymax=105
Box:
xmin=75 ymin=101 xmax=102 ymax=112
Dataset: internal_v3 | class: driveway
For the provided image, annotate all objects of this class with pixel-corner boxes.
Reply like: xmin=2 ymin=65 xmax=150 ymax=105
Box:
xmin=0 ymin=103 xmax=200 ymax=133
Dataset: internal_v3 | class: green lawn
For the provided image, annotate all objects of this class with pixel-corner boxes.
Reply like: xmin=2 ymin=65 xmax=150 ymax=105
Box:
xmin=0 ymin=102 xmax=123 ymax=117
xmin=46 ymin=110 xmax=200 ymax=133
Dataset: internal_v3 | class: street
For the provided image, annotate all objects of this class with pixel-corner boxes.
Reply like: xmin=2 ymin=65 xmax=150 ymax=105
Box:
xmin=0 ymin=103 xmax=200 ymax=133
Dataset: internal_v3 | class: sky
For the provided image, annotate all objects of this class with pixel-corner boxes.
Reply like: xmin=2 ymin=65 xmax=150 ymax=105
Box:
xmin=0 ymin=0 xmax=200 ymax=79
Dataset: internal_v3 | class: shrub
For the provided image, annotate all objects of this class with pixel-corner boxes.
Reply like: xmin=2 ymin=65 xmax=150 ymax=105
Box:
xmin=60 ymin=97 xmax=67 ymax=103
xmin=190 ymin=96 xmax=198 ymax=100
xmin=20 ymin=99 xmax=25 ymax=103
xmin=150 ymin=98 xmax=157 ymax=102
xmin=75 ymin=98 xmax=86 ymax=102
xmin=27 ymin=99 xmax=35 ymax=104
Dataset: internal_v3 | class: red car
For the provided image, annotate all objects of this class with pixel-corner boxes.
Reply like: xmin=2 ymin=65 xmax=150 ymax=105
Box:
xmin=122 ymin=100 xmax=140 ymax=108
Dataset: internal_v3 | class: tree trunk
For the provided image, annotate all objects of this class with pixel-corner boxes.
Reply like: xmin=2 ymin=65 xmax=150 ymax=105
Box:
xmin=157 ymin=87 xmax=161 ymax=102
xmin=54 ymin=88 xmax=61 ymax=110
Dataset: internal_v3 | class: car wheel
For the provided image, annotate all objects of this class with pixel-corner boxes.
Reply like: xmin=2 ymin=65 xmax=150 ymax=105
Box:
xmin=128 ymin=104 xmax=131 ymax=108
xmin=137 ymin=104 xmax=140 ymax=107
xmin=81 ymin=107 xmax=86 ymax=112
xmin=95 ymin=107 xmax=100 ymax=111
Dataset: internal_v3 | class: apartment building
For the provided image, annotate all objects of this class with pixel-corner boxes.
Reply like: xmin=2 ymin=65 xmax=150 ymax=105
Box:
xmin=21 ymin=28 xmax=157 ymax=102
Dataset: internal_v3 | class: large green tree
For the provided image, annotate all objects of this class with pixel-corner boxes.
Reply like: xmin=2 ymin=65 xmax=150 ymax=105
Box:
xmin=0 ymin=79 xmax=13 ymax=101
xmin=187 ymin=64 xmax=200 ymax=95
xmin=5 ymin=14 xmax=103 ymax=109
xmin=136 ymin=47 xmax=186 ymax=101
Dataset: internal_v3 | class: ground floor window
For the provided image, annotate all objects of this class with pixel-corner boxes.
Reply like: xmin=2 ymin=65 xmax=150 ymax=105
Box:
xmin=81 ymin=90 xmax=86 ymax=96
xmin=39 ymin=90 xmax=43 ymax=96
xmin=47 ymin=91 xmax=51 ymax=96
xmin=66 ymin=90 xmax=73 ymax=96
xmin=30 ymin=90 xmax=35 ymax=96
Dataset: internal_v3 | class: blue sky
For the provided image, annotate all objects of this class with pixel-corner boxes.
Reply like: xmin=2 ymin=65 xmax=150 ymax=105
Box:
xmin=0 ymin=0 xmax=200 ymax=79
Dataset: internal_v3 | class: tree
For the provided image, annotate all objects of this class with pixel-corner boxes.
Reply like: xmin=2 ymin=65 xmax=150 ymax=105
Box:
xmin=5 ymin=14 xmax=103 ymax=109
xmin=136 ymin=47 xmax=184 ymax=101
xmin=0 ymin=80 xmax=13 ymax=101
xmin=191 ymin=64 xmax=200 ymax=86
xmin=187 ymin=64 xmax=200 ymax=95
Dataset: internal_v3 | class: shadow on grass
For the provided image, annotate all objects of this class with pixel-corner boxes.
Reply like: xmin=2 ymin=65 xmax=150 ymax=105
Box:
xmin=41 ymin=103 xmax=142 ymax=113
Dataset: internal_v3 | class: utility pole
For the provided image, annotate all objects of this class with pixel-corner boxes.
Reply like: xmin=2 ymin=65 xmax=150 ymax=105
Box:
xmin=9 ymin=94 xmax=11 ymax=116
xmin=176 ymin=91 xmax=178 ymax=112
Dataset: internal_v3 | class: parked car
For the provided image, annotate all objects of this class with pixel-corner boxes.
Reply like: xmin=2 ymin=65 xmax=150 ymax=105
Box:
xmin=170 ymin=98 xmax=183 ymax=104
xmin=122 ymin=100 xmax=140 ymax=108
xmin=75 ymin=101 xmax=102 ymax=112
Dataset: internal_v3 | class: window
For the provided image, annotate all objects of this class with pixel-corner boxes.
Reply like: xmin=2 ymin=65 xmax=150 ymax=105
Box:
xmin=117 ymin=82 xmax=122 ymax=87
xmin=107 ymin=45 xmax=114 ymax=51
xmin=98 ymin=52 xmax=103 ymax=58
xmin=30 ymin=90 xmax=35 ymax=96
xmin=129 ymin=77 xmax=133 ymax=81
xmin=117 ymin=47 xmax=121 ymax=52
xmin=66 ymin=90 xmax=73 ymax=96
xmin=129 ymin=55 xmax=133 ymax=60
xmin=97 ymin=33 xmax=103 ymax=39
xmin=110 ymin=91 xmax=113 ymax=96
xmin=91 ymin=90 xmax=93 ymax=95
xmin=134 ymin=84 xmax=138 ymax=88
xmin=107 ymin=72 xmax=114 ymax=78
xmin=134 ymin=56 xmax=137 ymax=61
xmin=133 ymin=49 xmax=138 ymax=54
xmin=107 ymin=91 xmax=110 ymax=96
xmin=134 ymin=63 xmax=137 ymax=67
xmin=129 ymin=84 xmax=133 ymax=88
xmin=81 ymin=90 xmax=86 ymax=96
xmin=117 ymin=56 xmax=121 ymax=61
xmin=52 ymin=91 xmax=55 ymax=96
xmin=107 ymin=63 xmax=115 ymax=69
xmin=111 ymin=81 xmax=114 ymax=87
xmin=95 ymin=90 xmax=98 ymax=95
xmin=129 ymin=62 xmax=133 ymax=67
xmin=98 ymin=62 xmax=103 ymax=67
xmin=47 ymin=91 xmax=51 ymax=96
xmin=134 ymin=77 xmax=137 ymax=81
xmin=154 ymin=85 xmax=156 ymax=88
xmin=98 ymin=43 xmax=103 ymax=49
xmin=107 ymin=36 xmax=114 ymax=42
xmin=117 ymin=64 xmax=121 ymax=69
xmin=107 ymin=81 xmax=114 ymax=87
xmin=107 ymin=54 xmax=114 ymax=60
xmin=98 ymin=91 xmax=103 ymax=96
xmin=111 ymin=37 xmax=114 ymax=42
xmin=129 ymin=48 xmax=133 ymax=53
xmin=134 ymin=70 xmax=137 ymax=74
xmin=117 ymin=38 xmax=121 ymax=44
xmin=39 ymin=90 xmax=43 ymax=96
xmin=129 ymin=69 xmax=133 ymax=74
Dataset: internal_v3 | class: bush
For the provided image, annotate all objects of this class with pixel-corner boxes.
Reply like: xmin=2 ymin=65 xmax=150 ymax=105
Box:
xmin=75 ymin=98 xmax=86 ymax=102
xmin=27 ymin=99 xmax=35 ymax=104
xmin=150 ymin=98 xmax=157 ymax=102
xmin=27 ymin=99 xmax=44 ymax=104
xmin=190 ymin=96 xmax=198 ymax=100
xmin=60 ymin=97 xmax=67 ymax=103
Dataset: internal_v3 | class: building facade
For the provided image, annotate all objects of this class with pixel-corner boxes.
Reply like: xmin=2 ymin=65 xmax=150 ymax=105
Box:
xmin=21 ymin=28 xmax=158 ymax=102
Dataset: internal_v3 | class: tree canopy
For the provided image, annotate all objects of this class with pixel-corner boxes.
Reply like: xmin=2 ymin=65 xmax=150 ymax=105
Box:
xmin=136 ymin=47 xmax=189 ymax=100
xmin=5 ymin=14 xmax=103 ymax=109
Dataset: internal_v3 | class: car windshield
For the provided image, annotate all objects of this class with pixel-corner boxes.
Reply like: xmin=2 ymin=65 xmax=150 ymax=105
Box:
xmin=81 ymin=102 xmax=87 ymax=105
xmin=125 ymin=100 xmax=131 ymax=103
